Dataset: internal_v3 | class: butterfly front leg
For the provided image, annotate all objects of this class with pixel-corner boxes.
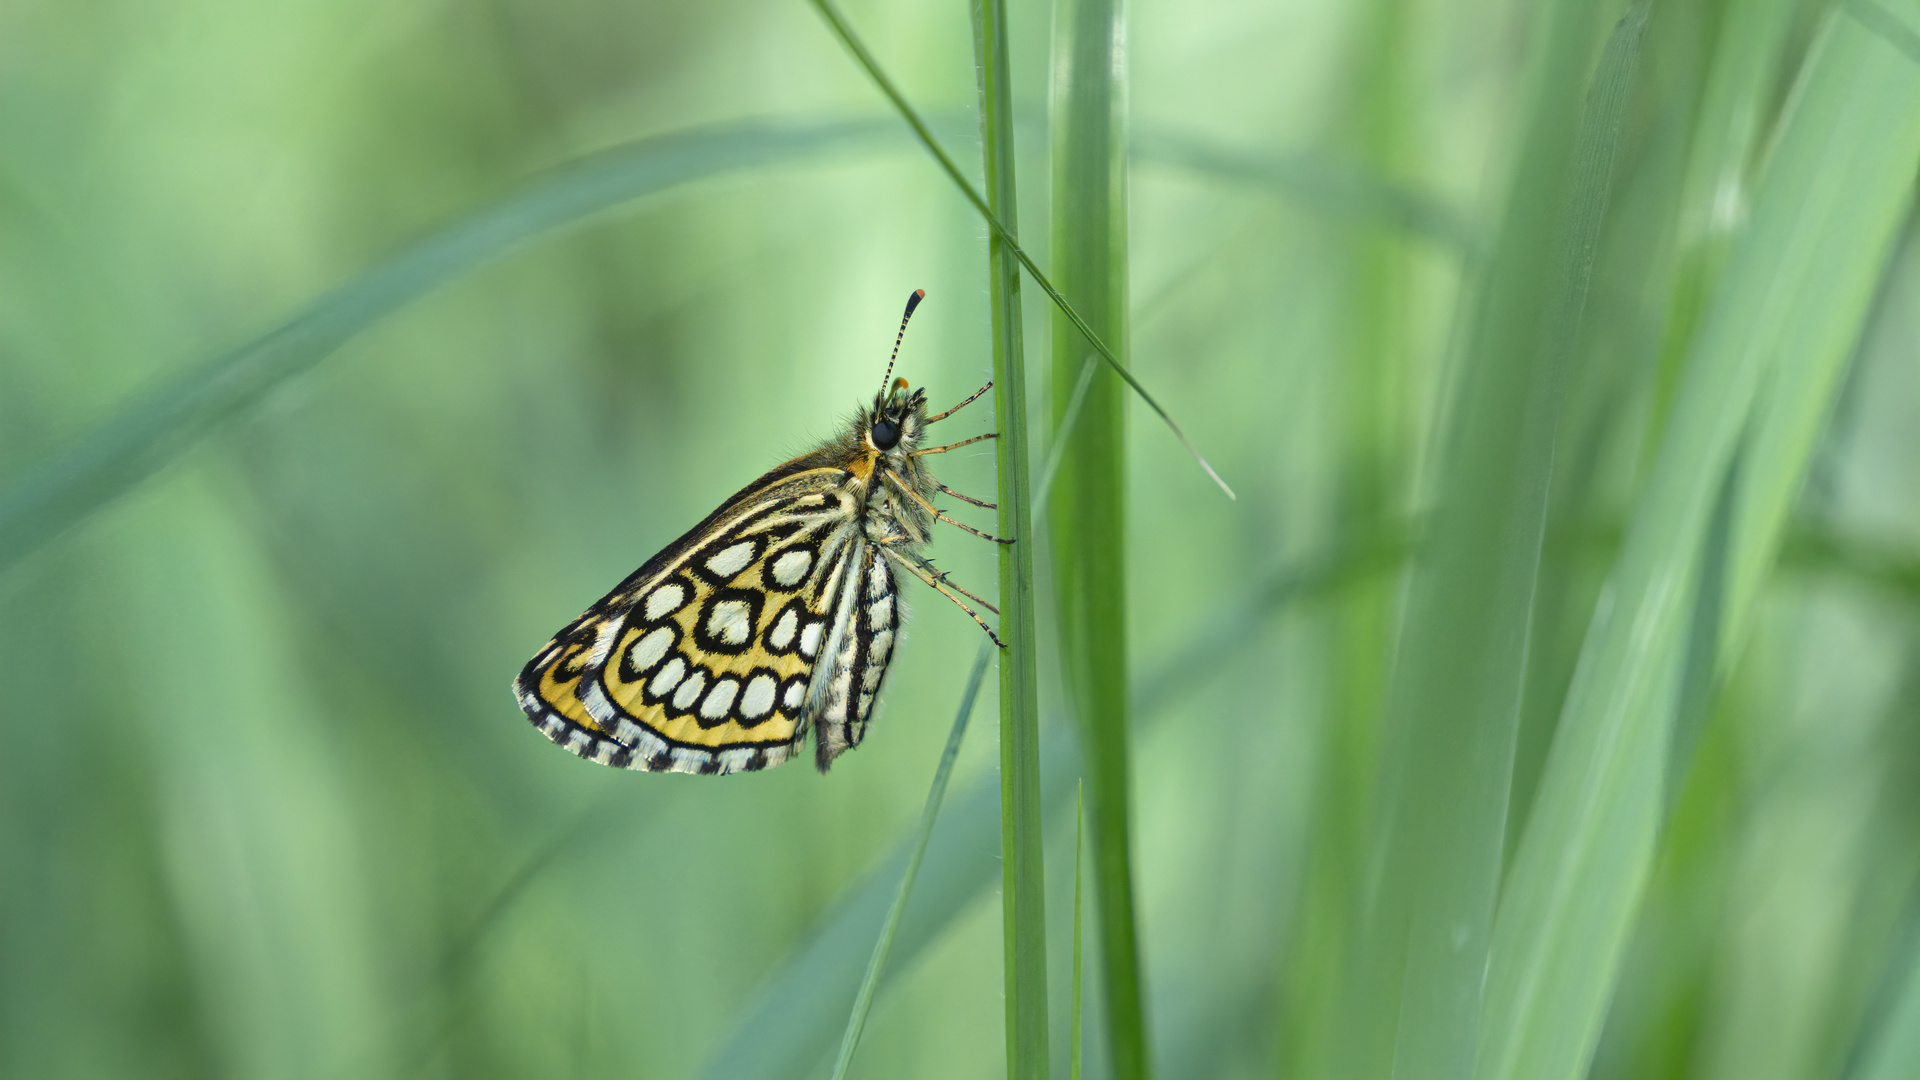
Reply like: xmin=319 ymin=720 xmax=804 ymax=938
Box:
xmin=881 ymin=471 xmax=1014 ymax=544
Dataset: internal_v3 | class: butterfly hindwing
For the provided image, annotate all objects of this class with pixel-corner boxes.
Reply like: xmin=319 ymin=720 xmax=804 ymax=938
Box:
xmin=516 ymin=617 xmax=627 ymax=763
xmin=809 ymin=542 xmax=901 ymax=769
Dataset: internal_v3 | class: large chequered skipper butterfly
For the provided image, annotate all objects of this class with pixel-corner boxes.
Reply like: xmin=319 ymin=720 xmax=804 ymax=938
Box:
xmin=514 ymin=290 xmax=1003 ymax=775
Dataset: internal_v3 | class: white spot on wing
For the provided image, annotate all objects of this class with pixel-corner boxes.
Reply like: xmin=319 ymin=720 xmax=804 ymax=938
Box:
xmin=644 ymin=583 xmax=686 ymax=621
xmin=768 ymin=608 xmax=798 ymax=649
xmin=627 ymin=626 xmax=673 ymax=673
xmin=701 ymin=678 xmax=739 ymax=720
xmin=705 ymin=541 xmax=755 ymax=579
xmin=706 ymin=599 xmax=753 ymax=646
xmin=799 ymin=621 xmax=824 ymax=658
xmin=672 ymin=670 xmax=707 ymax=710
xmin=740 ymin=675 xmax=777 ymax=719
xmin=771 ymin=548 xmax=813 ymax=587
xmin=649 ymin=656 xmax=687 ymax=698
xmin=783 ymin=680 xmax=805 ymax=710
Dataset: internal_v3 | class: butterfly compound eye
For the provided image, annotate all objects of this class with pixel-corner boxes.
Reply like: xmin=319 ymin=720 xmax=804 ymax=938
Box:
xmin=871 ymin=419 xmax=901 ymax=450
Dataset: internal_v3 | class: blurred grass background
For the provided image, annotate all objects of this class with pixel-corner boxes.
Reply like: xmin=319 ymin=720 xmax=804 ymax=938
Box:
xmin=5 ymin=0 xmax=1920 ymax=1078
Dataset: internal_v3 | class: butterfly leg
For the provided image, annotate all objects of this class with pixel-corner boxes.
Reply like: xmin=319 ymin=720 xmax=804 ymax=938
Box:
xmin=884 ymin=471 xmax=1014 ymax=544
xmin=878 ymin=545 xmax=1006 ymax=648
xmin=911 ymin=431 xmax=997 ymax=456
xmin=936 ymin=482 xmax=995 ymax=509
xmin=924 ymin=380 xmax=993 ymax=424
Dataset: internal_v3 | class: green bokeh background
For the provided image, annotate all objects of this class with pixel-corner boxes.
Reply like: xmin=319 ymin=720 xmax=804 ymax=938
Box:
xmin=4 ymin=1 xmax=1920 ymax=1078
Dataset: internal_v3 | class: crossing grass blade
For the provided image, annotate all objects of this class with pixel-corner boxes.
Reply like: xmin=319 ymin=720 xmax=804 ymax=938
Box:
xmin=0 ymin=99 xmax=1471 ymax=583
xmin=1478 ymin=9 xmax=1920 ymax=1079
xmin=1130 ymin=129 xmax=1479 ymax=257
xmin=830 ymin=643 xmax=993 ymax=1080
xmin=0 ymin=118 xmax=901 ymax=575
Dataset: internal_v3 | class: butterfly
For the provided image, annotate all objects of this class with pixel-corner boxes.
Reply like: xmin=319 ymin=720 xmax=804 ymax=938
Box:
xmin=514 ymin=290 xmax=1004 ymax=775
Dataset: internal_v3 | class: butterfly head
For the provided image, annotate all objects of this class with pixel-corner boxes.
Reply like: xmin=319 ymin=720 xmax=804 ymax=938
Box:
xmin=866 ymin=377 xmax=927 ymax=458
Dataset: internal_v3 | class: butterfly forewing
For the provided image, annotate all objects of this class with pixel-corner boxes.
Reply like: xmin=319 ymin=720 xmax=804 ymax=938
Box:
xmin=515 ymin=463 xmax=900 ymax=775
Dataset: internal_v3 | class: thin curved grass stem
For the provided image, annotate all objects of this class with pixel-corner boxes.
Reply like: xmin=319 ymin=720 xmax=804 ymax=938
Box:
xmin=829 ymin=643 xmax=994 ymax=1080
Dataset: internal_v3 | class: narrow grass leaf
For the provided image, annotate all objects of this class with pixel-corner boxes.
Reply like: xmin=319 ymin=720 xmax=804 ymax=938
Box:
xmin=806 ymin=0 xmax=1232 ymax=500
xmin=1071 ymin=782 xmax=1085 ymax=1080
xmin=970 ymin=0 xmax=1050 ymax=1073
xmin=831 ymin=643 xmax=993 ymax=1080
xmin=1048 ymin=0 xmax=1151 ymax=1073
xmin=1667 ymin=451 xmax=1738 ymax=812
xmin=1480 ymin=11 xmax=1920 ymax=1079
xmin=1035 ymin=357 xmax=1098 ymax=511
xmin=1858 ymin=936 xmax=1920 ymax=1080
xmin=1334 ymin=2 xmax=1629 ymax=1075
xmin=0 ymin=118 xmax=900 ymax=573
xmin=1132 ymin=129 xmax=1479 ymax=256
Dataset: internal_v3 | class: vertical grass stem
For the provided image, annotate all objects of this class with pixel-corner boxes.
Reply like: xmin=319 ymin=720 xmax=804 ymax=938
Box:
xmin=971 ymin=0 xmax=1051 ymax=1074
xmin=1048 ymin=0 xmax=1151 ymax=1074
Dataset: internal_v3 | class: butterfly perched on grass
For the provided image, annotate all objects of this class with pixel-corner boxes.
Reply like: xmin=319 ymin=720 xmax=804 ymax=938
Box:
xmin=514 ymin=290 xmax=1003 ymax=775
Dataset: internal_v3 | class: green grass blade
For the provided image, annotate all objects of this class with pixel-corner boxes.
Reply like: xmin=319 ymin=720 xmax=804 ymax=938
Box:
xmin=1048 ymin=0 xmax=1150 ymax=1074
xmin=1130 ymin=129 xmax=1479 ymax=256
xmin=1036 ymin=358 xmax=1099 ymax=511
xmin=1849 ymin=0 xmax=1920 ymax=62
xmin=806 ymin=0 xmax=1232 ymax=500
xmin=971 ymin=0 xmax=1049 ymax=1073
xmin=1071 ymin=782 xmax=1085 ymax=1080
xmin=1858 ymin=937 xmax=1920 ymax=1080
xmin=0 ymin=118 xmax=898 ymax=574
xmin=1479 ymin=11 xmax=1920 ymax=1079
xmin=831 ymin=643 xmax=993 ymax=1080
xmin=1335 ymin=2 xmax=1634 ymax=1075
xmin=1666 ymin=452 xmax=1737 ymax=813
xmin=1720 ymin=30 xmax=1920 ymax=658
xmin=698 ymin=540 xmax=1399 ymax=1080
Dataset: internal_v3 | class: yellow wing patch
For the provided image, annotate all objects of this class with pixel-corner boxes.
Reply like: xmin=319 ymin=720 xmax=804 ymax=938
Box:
xmin=515 ymin=481 xmax=858 ymax=775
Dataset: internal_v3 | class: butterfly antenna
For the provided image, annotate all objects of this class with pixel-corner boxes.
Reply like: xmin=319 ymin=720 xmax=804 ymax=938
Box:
xmin=878 ymin=289 xmax=927 ymax=403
